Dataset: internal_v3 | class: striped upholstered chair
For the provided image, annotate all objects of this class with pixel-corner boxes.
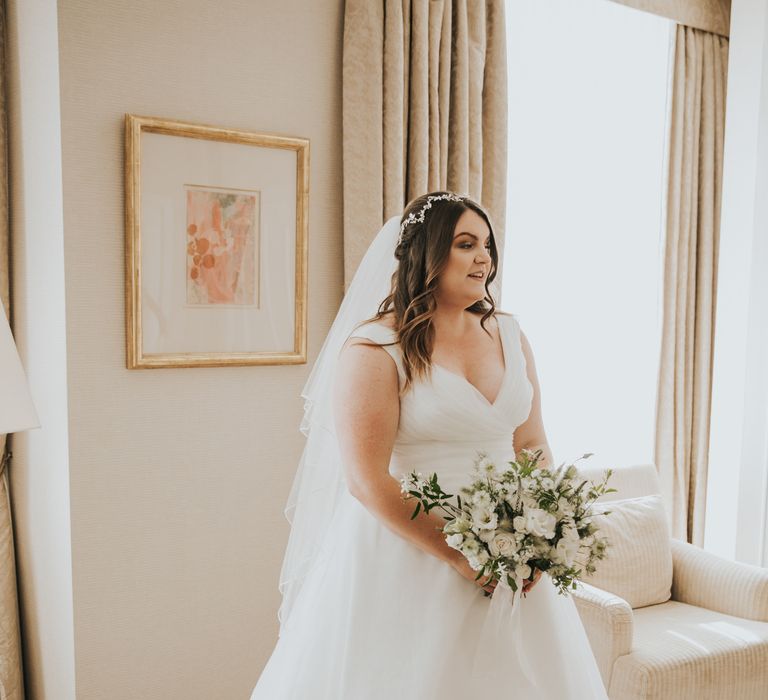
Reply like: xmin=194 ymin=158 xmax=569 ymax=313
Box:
xmin=571 ymin=462 xmax=768 ymax=699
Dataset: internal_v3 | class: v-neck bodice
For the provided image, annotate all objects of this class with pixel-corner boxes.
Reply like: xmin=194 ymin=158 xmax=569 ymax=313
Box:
xmin=429 ymin=316 xmax=509 ymax=407
xmin=347 ymin=312 xmax=534 ymax=492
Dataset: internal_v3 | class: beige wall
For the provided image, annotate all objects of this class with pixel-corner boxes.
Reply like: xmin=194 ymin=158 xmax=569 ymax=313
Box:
xmin=54 ymin=1 xmax=342 ymax=697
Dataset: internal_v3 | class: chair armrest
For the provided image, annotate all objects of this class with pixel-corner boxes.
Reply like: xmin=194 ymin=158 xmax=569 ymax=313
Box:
xmin=571 ymin=580 xmax=634 ymax=687
xmin=671 ymin=538 xmax=768 ymax=622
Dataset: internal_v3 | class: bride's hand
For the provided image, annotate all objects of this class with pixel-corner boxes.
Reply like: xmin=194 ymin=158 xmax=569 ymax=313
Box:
xmin=451 ymin=555 xmax=498 ymax=596
xmin=522 ymin=567 xmax=543 ymax=595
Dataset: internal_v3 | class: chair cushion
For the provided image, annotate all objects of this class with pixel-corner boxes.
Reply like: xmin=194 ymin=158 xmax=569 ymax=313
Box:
xmin=579 ymin=493 xmax=672 ymax=608
xmin=608 ymin=600 xmax=768 ymax=699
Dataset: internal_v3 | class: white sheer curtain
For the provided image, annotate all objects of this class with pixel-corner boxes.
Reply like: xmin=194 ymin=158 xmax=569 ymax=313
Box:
xmin=502 ymin=0 xmax=672 ymax=474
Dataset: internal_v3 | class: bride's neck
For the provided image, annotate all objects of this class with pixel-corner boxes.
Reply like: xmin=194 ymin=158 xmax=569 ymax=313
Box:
xmin=430 ymin=307 xmax=482 ymax=337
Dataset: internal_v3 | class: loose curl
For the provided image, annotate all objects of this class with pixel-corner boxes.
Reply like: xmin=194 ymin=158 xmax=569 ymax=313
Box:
xmin=356 ymin=190 xmax=499 ymax=394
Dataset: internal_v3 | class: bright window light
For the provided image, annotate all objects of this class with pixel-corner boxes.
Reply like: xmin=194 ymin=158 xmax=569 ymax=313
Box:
xmin=503 ymin=1 xmax=673 ymax=473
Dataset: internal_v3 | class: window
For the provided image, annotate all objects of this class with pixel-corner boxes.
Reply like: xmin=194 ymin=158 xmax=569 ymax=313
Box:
xmin=503 ymin=0 xmax=673 ymax=472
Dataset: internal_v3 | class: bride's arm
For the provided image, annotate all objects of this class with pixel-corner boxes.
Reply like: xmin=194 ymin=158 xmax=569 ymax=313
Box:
xmin=332 ymin=338 xmax=463 ymax=569
xmin=512 ymin=329 xmax=555 ymax=471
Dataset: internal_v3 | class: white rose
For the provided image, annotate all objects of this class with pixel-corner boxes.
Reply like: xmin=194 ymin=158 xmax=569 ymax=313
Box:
xmin=488 ymin=531 xmax=517 ymax=558
xmin=514 ymin=563 xmax=532 ymax=579
xmin=513 ymin=515 xmax=527 ymax=532
xmin=524 ymin=507 xmax=557 ymax=539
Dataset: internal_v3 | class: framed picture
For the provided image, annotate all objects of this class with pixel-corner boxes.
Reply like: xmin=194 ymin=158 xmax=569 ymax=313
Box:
xmin=124 ymin=114 xmax=309 ymax=368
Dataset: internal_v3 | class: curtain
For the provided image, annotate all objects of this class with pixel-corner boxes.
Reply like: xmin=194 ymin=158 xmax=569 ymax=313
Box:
xmin=655 ymin=24 xmax=729 ymax=546
xmin=342 ymin=0 xmax=508 ymax=285
xmin=0 ymin=0 xmax=24 ymax=696
xmin=606 ymin=0 xmax=731 ymax=37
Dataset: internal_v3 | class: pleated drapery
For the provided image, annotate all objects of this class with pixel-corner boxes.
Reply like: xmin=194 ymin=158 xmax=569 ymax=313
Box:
xmin=655 ymin=25 xmax=729 ymax=546
xmin=606 ymin=0 xmax=731 ymax=37
xmin=0 ymin=1 xmax=24 ymax=696
xmin=342 ymin=0 xmax=508 ymax=286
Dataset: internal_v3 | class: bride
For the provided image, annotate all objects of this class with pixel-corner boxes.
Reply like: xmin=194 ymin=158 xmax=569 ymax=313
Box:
xmin=250 ymin=192 xmax=609 ymax=699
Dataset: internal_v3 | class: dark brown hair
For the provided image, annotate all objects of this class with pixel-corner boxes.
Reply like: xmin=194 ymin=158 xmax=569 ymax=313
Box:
xmin=357 ymin=190 xmax=499 ymax=394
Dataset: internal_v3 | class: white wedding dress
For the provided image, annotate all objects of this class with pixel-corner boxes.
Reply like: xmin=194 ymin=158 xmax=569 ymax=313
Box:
xmin=251 ymin=312 xmax=609 ymax=699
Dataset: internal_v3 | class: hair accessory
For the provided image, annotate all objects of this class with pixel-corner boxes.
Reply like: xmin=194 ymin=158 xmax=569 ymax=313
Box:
xmin=398 ymin=193 xmax=467 ymax=245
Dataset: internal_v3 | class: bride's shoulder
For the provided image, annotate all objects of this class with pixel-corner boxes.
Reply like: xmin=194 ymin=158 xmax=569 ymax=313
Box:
xmin=345 ymin=313 xmax=398 ymax=349
xmin=340 ymin=315 xmax=403 ymax=384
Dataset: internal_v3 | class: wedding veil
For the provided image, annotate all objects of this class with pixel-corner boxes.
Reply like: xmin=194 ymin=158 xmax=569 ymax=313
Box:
xmin=277 ymin=215 xmax=401 ymax=634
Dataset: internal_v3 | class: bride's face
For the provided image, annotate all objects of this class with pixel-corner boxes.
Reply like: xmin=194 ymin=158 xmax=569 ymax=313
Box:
xmin=434 ymin=209 xmax=492 ymax=307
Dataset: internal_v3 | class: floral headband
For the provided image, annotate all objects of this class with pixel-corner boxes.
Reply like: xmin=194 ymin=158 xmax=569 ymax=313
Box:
xmin=398 ymin=193 xmax=468 ymax=245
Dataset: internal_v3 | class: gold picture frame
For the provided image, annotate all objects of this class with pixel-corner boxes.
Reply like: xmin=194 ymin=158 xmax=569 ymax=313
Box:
xmin=125 ymin=114 xmax=308 ymax=368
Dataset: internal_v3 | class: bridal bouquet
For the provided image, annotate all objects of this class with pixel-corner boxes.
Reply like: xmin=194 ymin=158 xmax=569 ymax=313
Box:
xmin=399 ymin=448 xmax=616 ymax=597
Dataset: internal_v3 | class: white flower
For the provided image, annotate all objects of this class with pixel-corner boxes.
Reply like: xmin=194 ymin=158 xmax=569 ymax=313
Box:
xmin=514 ymin=563 xmax=532 ymax=579
xmin=478 ymin=456 xmax=498 ymax=476
xmin=461 ymin=536 xmax=481 ymax=555
xmin=446 ymin=533 xmax=464 ymax=549
xmin=541 ymin=477 xmax=554 ymax=490
xmin=556 ymin=497 xmax=572 ymax=516
xmin=562 ymin=525 xmax=580 ymax=543
xmin=468 ymin=549 xmax=490 ymax=571
xmin=444 ymin=516 xmax=472 ymax=534
xmin=470 ymin=506 xmax=498 ymax=531
xmin=513 ymin=515 xmax=527 ymax=532
xmin=556 ymin=537 xmax=580 ymax=567
xmin=524 ymin=507 xmax=557 ymax=539
xmin=488 ymin=531 xmax=517 ymax=558
xmin=477 ymin=528 xmax=496 ymax=544
xmin=471 ymin=490 xmax=492 ymax=509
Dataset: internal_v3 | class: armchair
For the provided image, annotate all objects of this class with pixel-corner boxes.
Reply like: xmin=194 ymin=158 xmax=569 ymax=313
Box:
xmin=571 ymin=463 xmax=768 ymax=699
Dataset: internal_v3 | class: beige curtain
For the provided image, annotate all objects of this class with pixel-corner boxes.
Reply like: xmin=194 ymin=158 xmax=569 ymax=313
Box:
xmin=0 ymin=1 xmax=24 ymax=697
xmin=342 ymin=0 xmax=507 ymax=285
xmin=655 ymin=24 xmax=729 ymax=546
xmin=606 ymin=0 xmax=731 ymax=37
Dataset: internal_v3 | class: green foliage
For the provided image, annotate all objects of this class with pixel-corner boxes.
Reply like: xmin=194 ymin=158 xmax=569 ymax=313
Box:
xmin=399 ymin=450 xmax=618 ymax=597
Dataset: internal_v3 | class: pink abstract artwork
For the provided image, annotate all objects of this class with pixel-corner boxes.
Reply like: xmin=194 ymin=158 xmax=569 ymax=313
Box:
xmin=185 ymin=187 xmax=258 ymax=306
